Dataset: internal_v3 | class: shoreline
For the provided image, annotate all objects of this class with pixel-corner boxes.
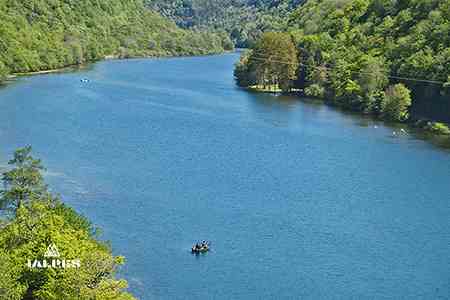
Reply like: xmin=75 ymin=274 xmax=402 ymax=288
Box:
xmin=6 ymin=63 xmax=91 ymax=80
xmin=5 ymin=50 xmax=234 ymax=81
xmin=8 ymin=67 xmax=78 ymax=79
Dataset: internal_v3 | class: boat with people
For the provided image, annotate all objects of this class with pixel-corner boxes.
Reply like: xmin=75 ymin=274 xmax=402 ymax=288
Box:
xmin=191 ymin=241 xmax=210 ymax=254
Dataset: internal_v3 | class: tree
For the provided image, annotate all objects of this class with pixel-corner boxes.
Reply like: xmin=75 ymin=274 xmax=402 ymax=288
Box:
xmin=0 ymin=61 xmax=8 ymax=82
xmin=381 ymin=83 xmax=412 ymax=121
xmin=358 ymin=55 xmax=389 ymax=112
xmin=0 ymin=146 xmax=48 ymax=214
xmin=328 ymin=57 xmax=360 ymax=106
xmin=0 ymin=202 xmax=136 ymax=300
xmin=234 ymin=51 xmax=257 ymax=87
xmin=246 ymin=32 xmax=299 ymax=92
xmin=0 ymin=148 xmax=137 ymax=300
xmin=147 ymin=0 xmax=294 ymax=48
xmin=0 ymin=249 xmax=25 ymax=299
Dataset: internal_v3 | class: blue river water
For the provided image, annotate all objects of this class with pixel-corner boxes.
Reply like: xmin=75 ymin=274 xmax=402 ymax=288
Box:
xmin=0 ymin=53 xmax=449 ymax=299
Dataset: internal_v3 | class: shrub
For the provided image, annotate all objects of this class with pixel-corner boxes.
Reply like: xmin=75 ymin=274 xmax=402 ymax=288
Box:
xmin=425 ymin=122 xmax=450 ymax=135
xmin=305 ymin=84 xmax=325 ymax=97
xmin=380 ymin=84 xmax=412 ymax=121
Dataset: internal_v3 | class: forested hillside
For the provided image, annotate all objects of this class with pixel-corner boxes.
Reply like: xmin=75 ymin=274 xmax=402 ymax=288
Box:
xmin=0 ymin=0 xmax=232 ymax=82
xmin=147 ymin=0 xmax=305 ymax=47
xmin=235 ymin=0 xmax=450 ymax=128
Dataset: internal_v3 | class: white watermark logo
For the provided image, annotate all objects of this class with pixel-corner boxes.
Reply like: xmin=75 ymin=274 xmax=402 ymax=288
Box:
xmin=27 ymin=243 xmax=81 ymax=269
xmin=44 ymin=243 xmax=60 ymax=258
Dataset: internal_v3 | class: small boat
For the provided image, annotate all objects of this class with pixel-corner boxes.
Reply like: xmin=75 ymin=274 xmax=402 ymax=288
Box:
xmin=191 ymin=241 xmax=210 ymax=254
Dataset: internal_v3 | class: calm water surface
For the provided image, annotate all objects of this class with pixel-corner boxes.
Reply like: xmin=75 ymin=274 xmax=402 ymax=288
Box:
xmin=0 ymin=53 xmax=449 ymax=299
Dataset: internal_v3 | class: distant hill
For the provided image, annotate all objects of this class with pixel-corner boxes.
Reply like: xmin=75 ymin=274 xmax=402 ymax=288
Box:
xmin=0 ymin=0 xmax=232 ymax=81
xmin=147 ymin=0 xmax=306 ymax=47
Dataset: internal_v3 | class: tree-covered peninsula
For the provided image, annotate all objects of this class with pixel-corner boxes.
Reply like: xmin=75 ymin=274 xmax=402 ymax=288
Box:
xmin=235 ymin=0 xmax=450 ymax=130
xmin=0 ymin=0 xmax=232 ymax=82
xmin=0 ymin=147 xmax=135 ymax=299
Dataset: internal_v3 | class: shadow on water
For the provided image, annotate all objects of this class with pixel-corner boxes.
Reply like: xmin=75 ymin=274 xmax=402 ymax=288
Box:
xmin=248 ymin=92 xmax=297 ymax=108
xmin=0 ymin=78 xmax=20 ymax=90
xmin=407 ymin=130 xmax=450 ymax=151
xmin=325 ymin=100 xmax=450 ymax=152
xmin=245 ymin=89 xmax=450 ymax=152
xmin=243 ymin=91 xmax=304 ymax=128
xmin=245 ymin=90 xmax=326 ymax=114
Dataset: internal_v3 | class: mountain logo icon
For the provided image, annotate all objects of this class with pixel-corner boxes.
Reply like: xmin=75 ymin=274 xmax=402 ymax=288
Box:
xmin=44 ymin=244 xmax=60 ymax=258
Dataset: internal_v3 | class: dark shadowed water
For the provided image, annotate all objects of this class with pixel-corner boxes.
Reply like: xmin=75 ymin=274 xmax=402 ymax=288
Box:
xmin=0 ymin=53 xmax=449 ymax=299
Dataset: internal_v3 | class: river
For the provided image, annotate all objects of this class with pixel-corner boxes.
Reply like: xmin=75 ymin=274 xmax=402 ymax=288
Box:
xmin=0 ymin=53 xmax=449 ymax=299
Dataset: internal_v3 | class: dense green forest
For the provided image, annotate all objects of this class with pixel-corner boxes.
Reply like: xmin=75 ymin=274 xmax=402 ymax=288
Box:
xmin=0 ymin=0 xmax=232 ymax=82
xmin=235 ymin=0 xmax=450 ymax=130
xmin=0 ymin=147 xmax=136 ymax=299
xmin=147 ymin=0 xmax=305 ymax=47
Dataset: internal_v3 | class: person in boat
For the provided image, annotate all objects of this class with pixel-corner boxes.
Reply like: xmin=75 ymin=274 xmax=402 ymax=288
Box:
xmin=192 ymin=241 xmax=210 ymax=252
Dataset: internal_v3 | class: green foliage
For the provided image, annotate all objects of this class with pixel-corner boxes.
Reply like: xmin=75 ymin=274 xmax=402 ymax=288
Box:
xmin=147 ymin=0 xmax=303 ymax=47
xmin=381 ymin=84 xmax=412 ymax=121
xmin=235 ymin=32 xmax=298 ymax=92
xmin=425 ymin=121 xmax=450 ymax=135
xmin=305 ymin=83 xmax=325 ymax=98
xmin=236 ymin=0 xmax=449 ymax=123
xmin=0 ymin=61 xmax=8 ymax=82
xmin=0 ymin=249 xmax=26 ymax=299
xmin=53 ymin=203 xmax=94 ymax=235
xmin=0 ymin=148 xmax=136 ymax=299
xmin=234 ymin=51 xmax=257 ymax=87
xmin=0 ymin=146 xmax=49 ymax=215
xmin=445 ymin=76 xmax=450 ymax=88
xmin=288 ymin=0 xmax=449 ymax=96
xmin=0 ymin=0 xmax=229 ymax=82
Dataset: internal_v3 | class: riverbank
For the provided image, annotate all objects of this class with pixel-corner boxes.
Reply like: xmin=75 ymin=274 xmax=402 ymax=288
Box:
xmin=6 ymin=65 xmax=85 ymax=79
xmin=4 ymin=50 xmax=233 ymax=82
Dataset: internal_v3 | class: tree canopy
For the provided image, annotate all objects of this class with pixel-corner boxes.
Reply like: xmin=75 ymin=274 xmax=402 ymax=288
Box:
xmin=235 ymin=0 xmax=450 ymax=123
xmin=0 ymin=147 xmax=136 ymax=299
xmin=235 ymin=32 xmax=298 ymax=92
xmin=0 ymin=0 xmax=232 ymax=82
xmin=147 ymin=0 xmax=305 ymax=47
